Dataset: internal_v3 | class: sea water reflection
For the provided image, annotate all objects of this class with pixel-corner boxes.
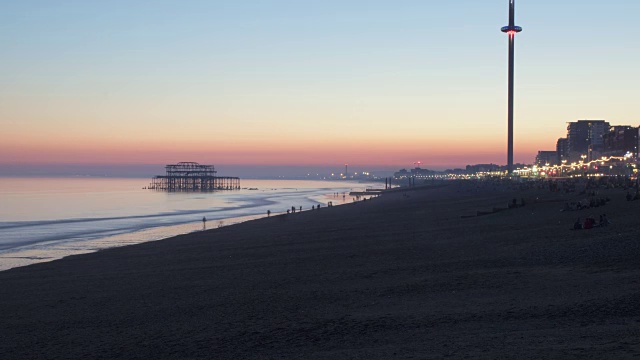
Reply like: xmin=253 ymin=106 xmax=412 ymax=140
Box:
xmin=0 ymin=178 xmax=376 ymax=270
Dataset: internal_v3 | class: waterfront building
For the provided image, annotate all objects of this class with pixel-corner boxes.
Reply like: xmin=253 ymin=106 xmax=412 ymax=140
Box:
xmin=566 ymin=120 xmax=610 ymax=161
xmin=556 ymin=138 xmax=569 ymax=164
xmin=535 ymin=151 xmax=558 ymax=166
xmin=465 ymin=164 xmax=502 ymax=174
xmin=394 ymin=167 xmax=437 ymax=179
xmin=603 ymin=126 xmax=640 ymax=157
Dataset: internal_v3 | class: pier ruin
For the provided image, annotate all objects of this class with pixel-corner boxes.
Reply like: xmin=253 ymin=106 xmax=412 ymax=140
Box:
xmin=148 ymin=162 xmax=240 ymax=191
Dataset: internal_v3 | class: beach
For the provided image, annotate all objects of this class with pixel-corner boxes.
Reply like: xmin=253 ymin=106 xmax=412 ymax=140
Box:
xmin=1 ymin=181 xmax=639 ymax=359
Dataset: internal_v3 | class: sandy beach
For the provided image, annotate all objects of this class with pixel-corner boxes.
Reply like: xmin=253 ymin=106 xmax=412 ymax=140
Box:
xmin=1 ymin=181 xmax=639 ymax=359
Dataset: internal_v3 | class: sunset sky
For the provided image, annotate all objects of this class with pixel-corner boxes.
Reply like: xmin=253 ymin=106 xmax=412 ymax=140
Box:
xmin=2 ymin=1 xmax=639 ymax=172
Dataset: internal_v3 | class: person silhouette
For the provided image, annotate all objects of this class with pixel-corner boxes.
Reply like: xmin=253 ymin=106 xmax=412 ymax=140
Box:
xmin=202 ymin=216 xmax=207 ymax=229
xmin=573 ymin=218 xmax=582 ymax=230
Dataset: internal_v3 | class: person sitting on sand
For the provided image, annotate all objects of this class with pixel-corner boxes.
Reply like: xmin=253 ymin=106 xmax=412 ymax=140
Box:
xmin=584 ymin=216 xmax=595 ymax=230
xmin=573 ymin=218 xmax=582 ymax=230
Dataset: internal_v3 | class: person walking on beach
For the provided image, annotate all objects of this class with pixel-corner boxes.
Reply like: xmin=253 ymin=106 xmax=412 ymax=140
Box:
xmin=267 ymin=210 xmax=271 ymax=217
xmin=202 ymin=216 xmax=207 ymax=229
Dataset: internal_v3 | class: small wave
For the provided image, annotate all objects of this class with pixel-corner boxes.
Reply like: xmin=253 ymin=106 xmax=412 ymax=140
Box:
xmin=0 ymin=197 xmax=278 ymax=231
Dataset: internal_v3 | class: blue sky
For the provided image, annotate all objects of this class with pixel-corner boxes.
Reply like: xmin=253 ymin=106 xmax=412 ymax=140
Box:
xmin=1 ymin=1 xmax=639 ymax=171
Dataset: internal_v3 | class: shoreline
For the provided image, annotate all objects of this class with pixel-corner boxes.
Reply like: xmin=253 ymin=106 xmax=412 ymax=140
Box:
xmin=0 ymin=179 xmax=372 ymax=271
xmin=1 ymin=181 xmax=639 ymax=358
xmin=0 ymin=212 xmax=268 ymax=272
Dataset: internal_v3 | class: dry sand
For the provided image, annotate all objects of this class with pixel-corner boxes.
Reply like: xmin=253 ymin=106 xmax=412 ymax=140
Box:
xmin=1 ymin=181 xmax=639 ymax=359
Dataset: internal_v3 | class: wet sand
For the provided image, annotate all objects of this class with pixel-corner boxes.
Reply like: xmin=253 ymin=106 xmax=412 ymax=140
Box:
xmin=1 ymin=182 xmax=639 ymax=359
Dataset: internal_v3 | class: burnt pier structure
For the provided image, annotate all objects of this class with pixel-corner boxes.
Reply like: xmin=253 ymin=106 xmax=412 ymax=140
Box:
xmin=149 ymin=162 xmax=240 ymax=191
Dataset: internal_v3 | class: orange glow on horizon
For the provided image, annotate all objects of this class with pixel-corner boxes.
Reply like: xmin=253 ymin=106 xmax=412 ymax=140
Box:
xmin=1 ymin=138 xmax=539 ymax=169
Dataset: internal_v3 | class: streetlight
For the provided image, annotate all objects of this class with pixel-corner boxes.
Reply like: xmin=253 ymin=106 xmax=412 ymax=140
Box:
xmin=579 ymin=155 xmax=588 ymax=177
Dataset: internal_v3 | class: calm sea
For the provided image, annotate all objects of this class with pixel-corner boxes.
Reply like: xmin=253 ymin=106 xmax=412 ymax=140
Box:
xmin=0 ymin=177 xmax=377 ymax=271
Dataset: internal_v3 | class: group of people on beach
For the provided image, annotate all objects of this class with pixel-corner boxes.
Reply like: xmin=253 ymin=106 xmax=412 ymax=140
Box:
xmin=508 ymin=198 xmax=526 ymax=208
xmin=573 ymin=214 xmax=610 ymax=230
xmin=283 ymin=204 xmax=322 ymax=214
xmin=270 ymin=195 xmax=369 ymax=216
xmin=563 ymin=197 xmax=610 ymax=211
xmin=626 ymin=191 xmax=640 ymax=201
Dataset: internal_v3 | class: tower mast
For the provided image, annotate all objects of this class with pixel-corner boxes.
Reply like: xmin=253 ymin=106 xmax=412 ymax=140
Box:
xmin=501 ymin=0 xmax=522 ymax=175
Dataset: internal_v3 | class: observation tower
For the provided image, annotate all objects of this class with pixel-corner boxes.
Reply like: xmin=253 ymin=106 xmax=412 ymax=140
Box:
xmin=501 ymin=0 xmax=522 ymax=175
